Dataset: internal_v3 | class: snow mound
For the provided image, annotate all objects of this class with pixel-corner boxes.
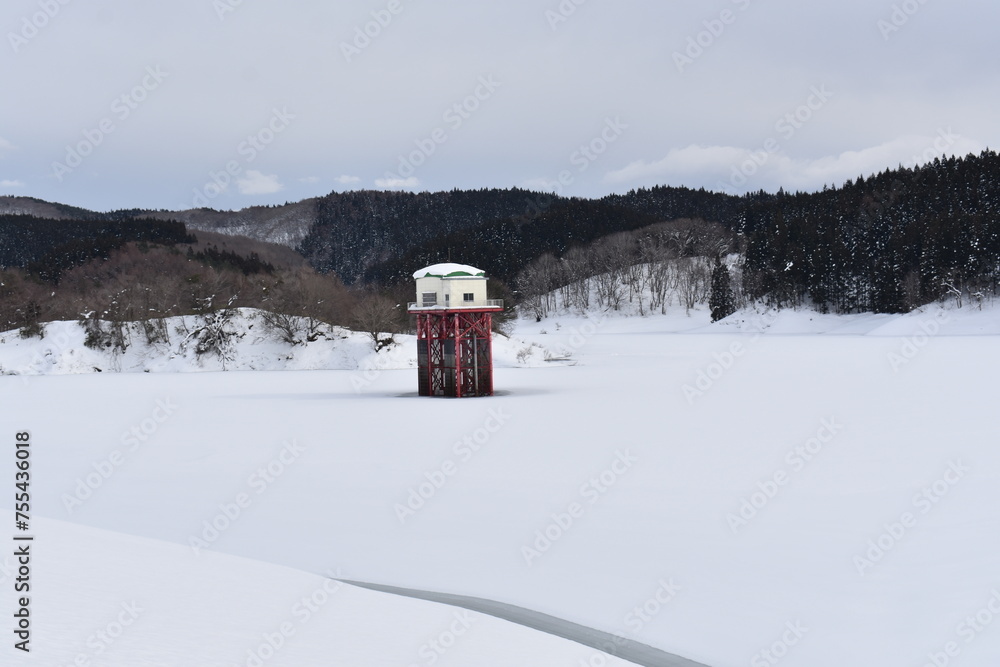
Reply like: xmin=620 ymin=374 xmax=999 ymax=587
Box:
xmin=0 ymin=308 xmax=553 ymax=376
xmin=517 ymin=300 xmax=1000 ymax=338
xmin=0 ymin=513 xmax=639 ymax=666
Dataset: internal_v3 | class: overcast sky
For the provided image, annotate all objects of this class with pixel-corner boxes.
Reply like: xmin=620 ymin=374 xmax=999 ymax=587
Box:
xmin=0 ymin=0 xmax=996 ymax=212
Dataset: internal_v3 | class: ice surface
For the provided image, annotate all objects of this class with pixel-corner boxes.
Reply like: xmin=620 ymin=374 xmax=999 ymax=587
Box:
xmin=2 ymin=301 xmax=999 ymax=665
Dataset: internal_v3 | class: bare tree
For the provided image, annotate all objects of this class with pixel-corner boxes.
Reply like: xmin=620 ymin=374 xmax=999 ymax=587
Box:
xmin=179 ymin=294 xmax=242 ymax=365
xmin=677 ymin=257 xmax=710 ymax=314
xmin=647 ymin=258 xmax=678 ymax=315
xmin=560 ymin=247 xmax=593 ymax=311
xmin=517 ymin=253 xmax=560 ymax=320
xmin=351 ymin=294 xmax=400 ymax=351
xmin=591 ymin=234 xmax=631 ymax=311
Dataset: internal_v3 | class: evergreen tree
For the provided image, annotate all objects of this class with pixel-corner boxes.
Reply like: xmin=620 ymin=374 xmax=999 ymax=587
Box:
xmin=710 ymin=256 xmax=736 ymax=322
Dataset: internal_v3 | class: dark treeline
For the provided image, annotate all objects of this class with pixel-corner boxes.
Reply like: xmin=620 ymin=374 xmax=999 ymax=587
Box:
xmin=741 ymin=150 xmax=1000 ymax=312
xmin=0 ymin=215 xmax=360 ymax=346
xmin=366 ymin=151 xmax=1000 ymax=315
xmin=4 ymin=150 xmax=1000 ymax=322
xmin=364 ymin=199 xmax=661 ymax=286
xmin=0 ymin=215 xmax=195 ymax=281
xmin=301 ymin=186 xmax=749 ymax=286
xmin=299 ymin=188 xmax=551 ymax=284
xmin=601 ymin=184 xmax=754 ymax=227
xmin=186 ymin=245 xmax=275 ymax=276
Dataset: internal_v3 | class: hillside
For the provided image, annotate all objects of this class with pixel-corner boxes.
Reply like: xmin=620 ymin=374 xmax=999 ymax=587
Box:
xmin=0 ymin=195 xmax=95 ymax=220
xmin=0 ymin=186 xmax=746 ymax=285
xmin=0 ymin=308 xmax=550 ymax=376
xmin=141 ymin=199 xmax=320 ymax=248
xmin=4 ymin=150 xmax=1000 ymax=313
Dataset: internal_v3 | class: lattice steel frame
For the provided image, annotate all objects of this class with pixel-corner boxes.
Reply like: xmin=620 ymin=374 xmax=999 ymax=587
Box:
xmin=413 ymin=310 xmax=496 ymax=397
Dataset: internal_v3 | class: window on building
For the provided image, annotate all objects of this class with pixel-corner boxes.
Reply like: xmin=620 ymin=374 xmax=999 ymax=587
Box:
xmin=421 ymin=292 xmax=437 ymax=307
xmin=463 ymin=293 xmax=475 ymax=302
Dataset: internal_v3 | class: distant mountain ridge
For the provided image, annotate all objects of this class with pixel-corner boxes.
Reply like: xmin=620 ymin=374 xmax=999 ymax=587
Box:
xmin=5 ymin=149 xmax=999 ymax=311
xmin=0 ymin=186 xmax=748 ymax=284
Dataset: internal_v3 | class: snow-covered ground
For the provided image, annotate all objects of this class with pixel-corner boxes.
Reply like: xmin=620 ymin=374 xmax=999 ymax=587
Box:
xmin=2 ymin=301 xmax=1000 ymax=666
xmin=0 ymin=514 xmax=638 ymax=666
xmin=0 ymin=308 xmax=551 ymax=376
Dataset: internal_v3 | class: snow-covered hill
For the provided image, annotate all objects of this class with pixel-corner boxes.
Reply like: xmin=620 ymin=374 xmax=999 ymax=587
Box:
xmin=517 ymin=250 xmax=1000 ymax=339
xmin=0 ymin=513 xmax=639 ymax=666
xmin=0 ymin=308 xmax=551 ymax=376
xmin=517 ymin=300 xmax=1000 ymax=337
xmin=143 ymin=200 xmax=318 ymax=249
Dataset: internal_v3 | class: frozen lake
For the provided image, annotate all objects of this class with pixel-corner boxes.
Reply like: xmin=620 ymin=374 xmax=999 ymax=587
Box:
xmin=3 ymin=306 xmax=999 ymax=666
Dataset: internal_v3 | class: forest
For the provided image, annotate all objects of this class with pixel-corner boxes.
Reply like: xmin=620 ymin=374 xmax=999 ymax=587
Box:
xmin=1 ymin=150 xmax=998 ymax=349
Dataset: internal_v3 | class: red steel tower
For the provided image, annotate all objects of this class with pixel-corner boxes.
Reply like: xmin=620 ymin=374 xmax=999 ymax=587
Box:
xmin=408 ymin=264 xmax=504 ymax=397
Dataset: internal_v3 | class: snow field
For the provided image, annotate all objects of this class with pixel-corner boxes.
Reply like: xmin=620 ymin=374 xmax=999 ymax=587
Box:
xmin=0 ymin=514 xmax=641 ymax=666
xmin=2 ymin=301 xmax=1000 ymax=665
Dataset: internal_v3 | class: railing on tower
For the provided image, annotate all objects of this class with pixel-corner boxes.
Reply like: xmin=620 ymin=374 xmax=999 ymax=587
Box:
xmin=407 ymin=299 xmax=504 ymax=311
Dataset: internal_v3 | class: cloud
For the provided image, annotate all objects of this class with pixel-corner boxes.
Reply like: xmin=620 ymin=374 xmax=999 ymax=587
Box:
xmin=604 ymin=145 xmax=748 ymax=184
xmin=374 ymin=176 xmax=420 ymax=189
xmin=299 ymin=176 xmax=321 ymax=184
xmin=237 ymin=170 xmax=284 ymax=195
xmin=0 ymin=137 xmax=14 ymax=155
xmin=604 ymin=132 xmax=985 ymax=193
xmin=0 ymin=179 xmax=25 ymax=188
xmin=335 ymin=175 xmax=361 ymax=185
